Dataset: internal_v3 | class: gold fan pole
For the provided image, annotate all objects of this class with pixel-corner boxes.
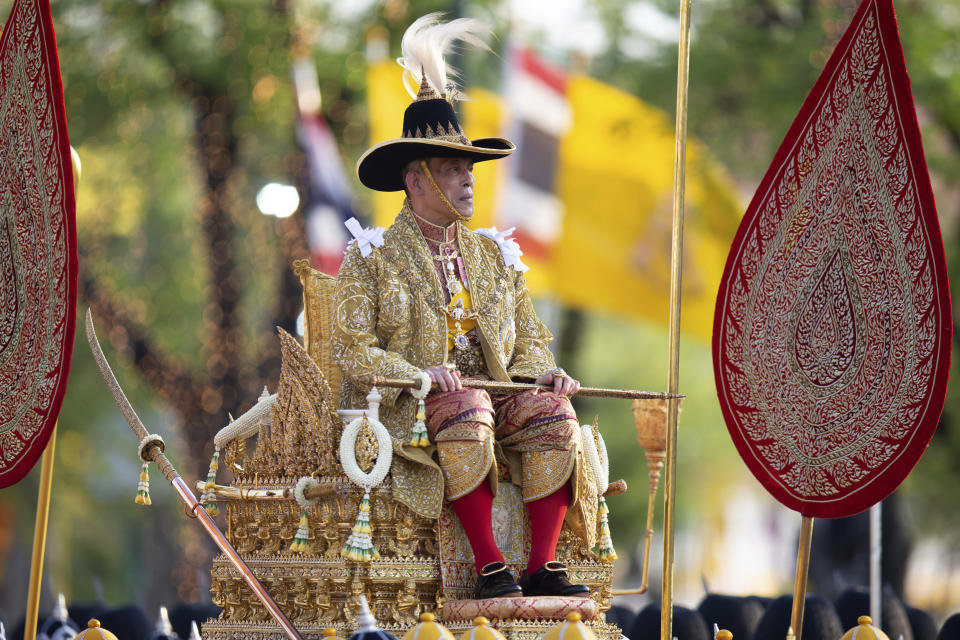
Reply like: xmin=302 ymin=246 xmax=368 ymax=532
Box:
xmin=23 ymin=423 xmax=57 ymax=640
xmin=662 ymin=0 xmax=693 ymax=638
xmin=789 ymin=516 xmax=815 ymax=640
xmin=24 ymin=148 xmax=82 ymax=640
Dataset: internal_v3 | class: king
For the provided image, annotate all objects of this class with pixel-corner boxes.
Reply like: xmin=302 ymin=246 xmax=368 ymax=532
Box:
xmin=332 ymin=14 xmax=595 ymax=601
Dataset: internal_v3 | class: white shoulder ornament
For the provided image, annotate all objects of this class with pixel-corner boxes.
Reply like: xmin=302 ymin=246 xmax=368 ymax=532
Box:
xmin=345 ymin=216 xmax=385 ymax=257
xmin=475 ymin=226 xmax=529 ymax=273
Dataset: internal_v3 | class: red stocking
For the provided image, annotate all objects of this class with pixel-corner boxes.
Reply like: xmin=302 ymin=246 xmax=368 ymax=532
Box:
xmin=525 ymin=481 xmax=571 ymax=574
xmin=450 ymin=481 xmax=503 ymax=572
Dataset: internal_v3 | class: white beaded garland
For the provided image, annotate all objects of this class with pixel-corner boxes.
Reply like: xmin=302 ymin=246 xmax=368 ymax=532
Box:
xmin=580 ymin=424 xmax=609 ymax=493
xmin=410 ymin=371 xmax=432 ymax=400
xmin=293 ymin=476 xmax=321 ymax=509
xmin=340 ymin=414 xmax=392 ymax=490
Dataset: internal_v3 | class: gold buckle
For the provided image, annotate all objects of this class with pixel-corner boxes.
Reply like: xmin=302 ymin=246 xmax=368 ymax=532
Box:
xmin=479 ymin=562 xmax=507 ymax=576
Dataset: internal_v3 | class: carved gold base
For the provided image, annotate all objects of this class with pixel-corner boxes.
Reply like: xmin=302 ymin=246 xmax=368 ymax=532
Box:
xmin=201 ymin=619 xmax=623 ymax=640
xmin=205 ymin=475 xmax=616 ymax=639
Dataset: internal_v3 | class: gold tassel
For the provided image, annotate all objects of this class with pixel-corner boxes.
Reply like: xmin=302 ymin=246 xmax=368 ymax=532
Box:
xmin=290 ymin=511 xmax=311 ymax=553
xmin=200 ymin=448 xmax=220 ymax=516
xmin=409 ymin=399 xmax=429 ymax=447
xmin=341 ymin=491 xmax=380 ymax=562
xmin=135 ymin=461 xmax=151 ymax=506
xmin=596 ymin=496 xmax=617 ymax=562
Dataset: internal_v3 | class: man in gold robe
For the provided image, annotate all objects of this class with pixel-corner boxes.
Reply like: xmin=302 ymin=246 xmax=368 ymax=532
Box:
xmin=332 ymin=15 xmax=595 ymax=600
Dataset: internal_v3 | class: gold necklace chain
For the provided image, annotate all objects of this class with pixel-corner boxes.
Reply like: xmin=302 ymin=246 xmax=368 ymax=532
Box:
xmin=379 ymin=216 xmax=505 ymax=330
xmin=433 ymin=246 xmax=464 ymax=296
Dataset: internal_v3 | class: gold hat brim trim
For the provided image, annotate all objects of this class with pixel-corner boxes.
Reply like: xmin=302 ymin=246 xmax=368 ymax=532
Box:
xmin=357 ymin=136 xmax=515 ymax=192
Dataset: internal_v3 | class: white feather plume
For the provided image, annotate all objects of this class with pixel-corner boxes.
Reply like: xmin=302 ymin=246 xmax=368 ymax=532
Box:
xmin=397 ymin=12 xmax=491 ymax=100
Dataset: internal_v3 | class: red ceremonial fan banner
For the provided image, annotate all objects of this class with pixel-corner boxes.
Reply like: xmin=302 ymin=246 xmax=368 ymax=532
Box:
xmin=713 ymin=0 xmax=951 ymax=518
xmin=0 ymin=0 xmax=77 ymax=488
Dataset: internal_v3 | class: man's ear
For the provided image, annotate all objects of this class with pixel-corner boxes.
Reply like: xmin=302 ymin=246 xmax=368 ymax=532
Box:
xmin=406 ymin=168 xmax=423 ymax=196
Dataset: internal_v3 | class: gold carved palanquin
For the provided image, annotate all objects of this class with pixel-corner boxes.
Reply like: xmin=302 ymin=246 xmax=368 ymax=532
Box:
xmin=199 ymin=261 xmax=623 ymax=640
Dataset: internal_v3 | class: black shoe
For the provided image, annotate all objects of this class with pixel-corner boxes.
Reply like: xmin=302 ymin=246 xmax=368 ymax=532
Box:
xmin=474 ymin=562 xmax=523 ymax=599
xmin=519 ymin=561 xmax=591 ymax=597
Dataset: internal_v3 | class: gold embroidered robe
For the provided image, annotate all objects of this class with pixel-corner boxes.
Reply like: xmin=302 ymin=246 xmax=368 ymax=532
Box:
xmin=332 ymin=206 xmax=559 ymax=519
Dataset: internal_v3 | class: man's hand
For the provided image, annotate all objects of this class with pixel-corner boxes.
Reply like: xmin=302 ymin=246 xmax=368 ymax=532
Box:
xmin=535 ymin=369 xmax=581 ymax=396
xmin=425 ymin=365 xmax=462 ymax=392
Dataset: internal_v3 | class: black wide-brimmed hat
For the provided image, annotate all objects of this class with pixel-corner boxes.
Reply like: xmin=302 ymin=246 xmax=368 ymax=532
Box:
xmin=357 ymin=14 xmax=514 ymax=192
xmin=357 ymin=81 xmax=514 ymax=192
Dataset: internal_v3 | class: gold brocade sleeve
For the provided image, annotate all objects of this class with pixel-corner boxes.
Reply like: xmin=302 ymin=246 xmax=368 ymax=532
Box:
xmin=331 ymin=244 xmax=421 ymax=408
xmin=506 ymin=269 xmax=557 ymax=381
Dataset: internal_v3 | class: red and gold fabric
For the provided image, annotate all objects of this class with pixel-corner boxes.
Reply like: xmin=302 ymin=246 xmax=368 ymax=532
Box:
xmin=0 ymin=0 xmax=77 ymax=488
xmin=425 ymin=388 xmax=579 ymax=505
xmin=713 ymin=0 xmax=951 ymax=518
xmin=425 ymin=388 xmax=496 ymax=501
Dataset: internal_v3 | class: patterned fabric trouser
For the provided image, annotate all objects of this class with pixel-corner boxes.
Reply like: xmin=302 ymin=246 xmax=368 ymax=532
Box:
xmin=425 ymin=387 xmax=579 ymax=502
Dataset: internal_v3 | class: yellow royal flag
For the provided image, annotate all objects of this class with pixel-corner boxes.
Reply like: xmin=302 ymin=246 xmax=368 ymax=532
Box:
xmin=365 ymin=59 xmax=407 ymax=228
xmin=554 ymin=75 xmax=741 ymax=340
xmin=364 ymin=62 xmax=741 ymax=340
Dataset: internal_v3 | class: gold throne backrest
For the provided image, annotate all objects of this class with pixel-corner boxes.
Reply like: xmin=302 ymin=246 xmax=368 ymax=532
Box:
xmin=293 ymin=259 xmax=341 ymax=401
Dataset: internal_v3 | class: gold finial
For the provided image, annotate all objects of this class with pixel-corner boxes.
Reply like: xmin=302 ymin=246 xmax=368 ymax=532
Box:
xmin=77 ymin=618 xmax=120 ymax=640
xmin=566 ymin=612 xmax=582 ymax=623
xmin=415 ymin=73 xmax=441 ymax=101
xmin=838 ymin=615 xmax=890 ymax=640
xmin=420 ymin=612 xmax=436 ymax=622
xmin=324 ymin=629 xmax=339 ymax=637
xmin=717 ymin=631 xmax=733 ymax=640
xmin=473 ymin=617 xmax=489 ymax=626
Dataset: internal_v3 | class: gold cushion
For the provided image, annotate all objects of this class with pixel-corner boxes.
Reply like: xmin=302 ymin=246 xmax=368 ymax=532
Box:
xmin=441 ymin=598 xmax=599 ymax=623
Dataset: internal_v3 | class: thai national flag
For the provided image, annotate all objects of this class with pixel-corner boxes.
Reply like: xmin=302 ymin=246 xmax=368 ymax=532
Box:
xmin=496 ymin=47 xmax=571 ymax=261
xmin=293 ymin=58 xmax=359 ymax=275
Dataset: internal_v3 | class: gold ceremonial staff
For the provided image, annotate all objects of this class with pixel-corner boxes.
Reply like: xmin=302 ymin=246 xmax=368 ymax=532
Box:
xmin=664 ymin=0 xmax=694 ymax=639
xmin=85 ymin=310 xmax=304 ymax=640
xmin=360 ymin=376 xmax=684 ymax=401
